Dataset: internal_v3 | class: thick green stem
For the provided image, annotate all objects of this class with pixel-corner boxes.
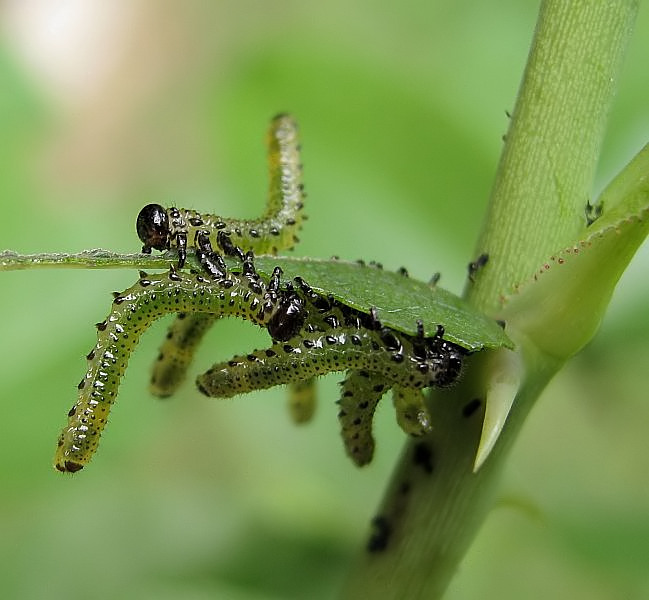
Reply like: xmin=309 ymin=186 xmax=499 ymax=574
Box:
xmin=341 ymin=2 xmax=638 ymax=598
xmin=468 ymin=0 xmax=637 ymax=312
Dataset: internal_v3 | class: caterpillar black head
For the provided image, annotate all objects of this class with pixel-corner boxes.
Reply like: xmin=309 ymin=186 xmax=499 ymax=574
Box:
xmin=433 ymin=341 xmax=465 ymax=387
xmin=137 ymin=204 xmax=170 ymax=253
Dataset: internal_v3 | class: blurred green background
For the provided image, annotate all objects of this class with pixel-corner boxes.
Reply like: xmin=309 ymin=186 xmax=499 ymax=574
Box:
xmin=1 ymin=2 xmax=648 ymax=598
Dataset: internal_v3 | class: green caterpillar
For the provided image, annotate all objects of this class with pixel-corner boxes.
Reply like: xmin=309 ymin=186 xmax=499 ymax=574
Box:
xmin=55 ymin=114 xmax=467 ymax=473
xmin=54 ymin=263 xmax=303 ymax=473
xmin=196 ymin=303 xmax=462 ymax=466
xmin=55 ymin=258 xmax=464 ymax=472
xmin=136 ymin=113 xmax=305 ymax=267
xmin=142 ymin=113 xmax=307 ymax=400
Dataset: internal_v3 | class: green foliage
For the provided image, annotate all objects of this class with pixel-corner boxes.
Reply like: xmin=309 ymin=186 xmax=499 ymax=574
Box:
xmin=1 ymin=2 xmax=649 ymax=599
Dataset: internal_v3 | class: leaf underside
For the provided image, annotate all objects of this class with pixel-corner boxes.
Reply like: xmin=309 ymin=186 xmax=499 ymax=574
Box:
xmin=252 ymin=256 xmax=512 ymax=352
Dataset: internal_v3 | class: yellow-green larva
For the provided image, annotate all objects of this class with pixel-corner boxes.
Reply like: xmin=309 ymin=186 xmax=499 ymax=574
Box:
xmin=149 ymin=312 xmax=219 ymax=397
xmin=337 ymin=371 xmax=388 ymax=466
xmin=136 ymin=113 xmax=305 ymax=267
xmin=55 ymin=113 xmax=469 ymax=474
xmin=146 ymin=113 xmax=305 ymax=398
xmin=392 ymin=386 xmax=432 ymax=437
xmin=54 ymin=265 xmax=302 ymax=473
xmin=287 ymin=377 xmax=317 ymax=424
xmin=197 ymin=327 xmax=461 ymax=397
xmin=196 ymin=316 xmax=463 ymax=465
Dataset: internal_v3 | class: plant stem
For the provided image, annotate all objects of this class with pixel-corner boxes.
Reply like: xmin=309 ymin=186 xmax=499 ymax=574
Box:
xmin=469 ymin=0 xmax=638 ymax=313
xmin=341 ymin=1 xmax=638 ymax=598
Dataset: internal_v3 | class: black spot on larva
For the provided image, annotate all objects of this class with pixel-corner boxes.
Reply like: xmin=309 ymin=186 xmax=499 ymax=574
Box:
xmin=68 ymin=406 xmax=76 ymax=417
xmin=397 ymin=266 xmax=409 ymax=277
xmin=496 ymin=319 xmax=506 ymax=329
xmin=462 ymin=398 xmax=482 ymax=418
xmin=323 ymin=314 xmax=339 ymax=329
xmin=412 ymin=442 xmax=434 ymax=474
xmin=367 ymin=516 xmax=392 ymax=553
xmin=95 ymin=321 xmax=107 ymax=331
xmin=429 ymin=272 xmax=441 ymax=286
xmin=380 ymin=328 xmax=401 ymax=351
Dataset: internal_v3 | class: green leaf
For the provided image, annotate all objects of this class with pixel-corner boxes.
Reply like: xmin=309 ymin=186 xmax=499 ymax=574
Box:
xmin=253 ymin=256 xmax=513 ymax=351
xmin=0 ymin=249 xmax=512 ymax=352
xmin=502 ymin=143 xmax=649 ymax=359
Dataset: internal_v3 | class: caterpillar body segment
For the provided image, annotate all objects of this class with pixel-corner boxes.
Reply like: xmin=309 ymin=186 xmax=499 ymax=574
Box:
xmin=195 ymin=325 xmax=462 ymax=399
xmin=141 ymin=114 xmax=305 ymax=398
xmin=287 ymin=378 xmax=317 ymax=424
xmin=136 ymin=114 xmax=305 ymax=267
xmin=149 ymin=312 xmax=220 ymax=397
xmin=392 ymin=386 xmax=432 ymax=437
xmin=55 ymin=267 xmax=296 ymax=473
xmin=337 ymin=371 xmax=388 ymax=466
